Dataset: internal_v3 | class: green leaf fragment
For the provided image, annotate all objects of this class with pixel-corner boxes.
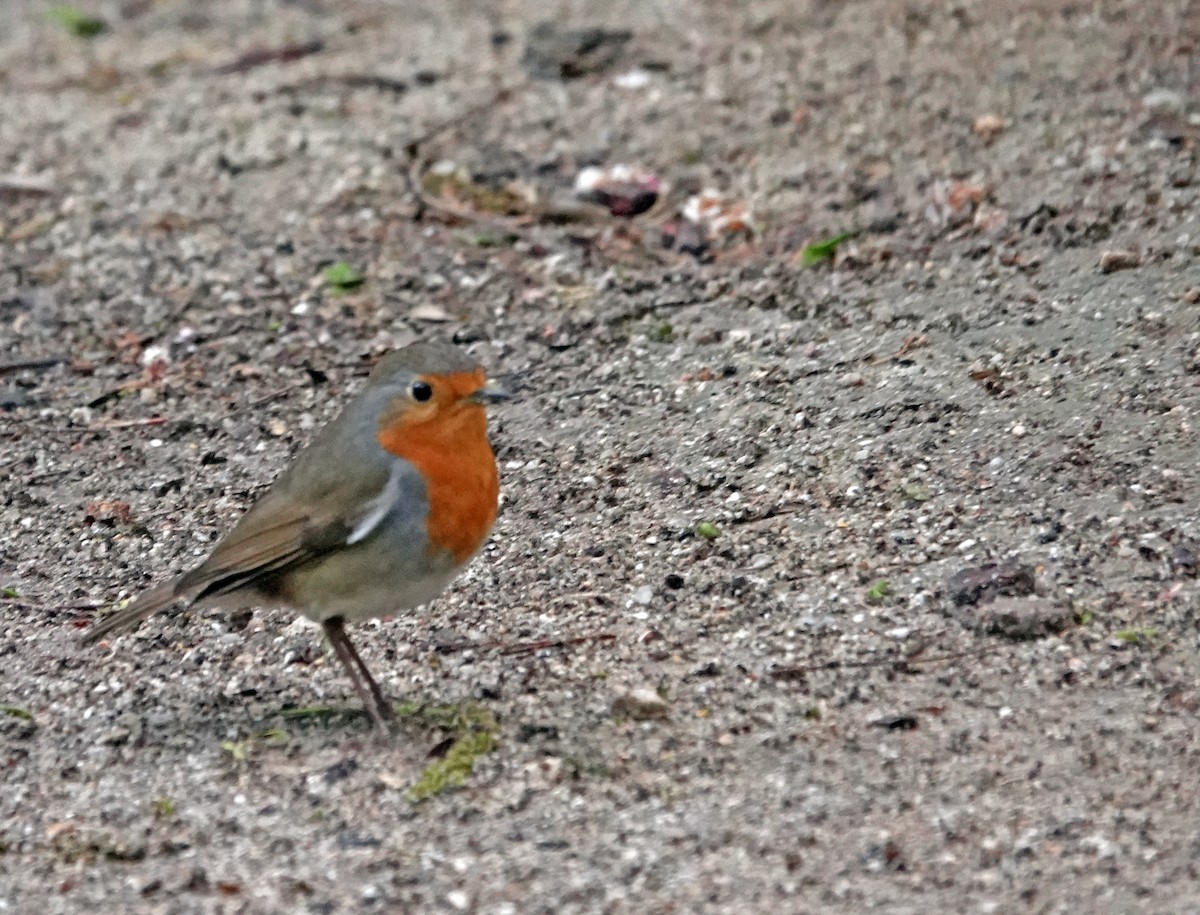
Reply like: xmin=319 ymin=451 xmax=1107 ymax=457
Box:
xmin=379 ymin=703 xmax=502 ymax=802
xmin=282 ymin=705 xmax=338 ymax=720
xmin=49 ymin=6 xmax=107 ymax=37
xmin=801 ymin=232 xmax=854 ymax=266
xmin=454 ymin=229 xmax=518 ymax=248
xmin=258 ymin=728 xmax=289 ymax=746
xmin=649 ymin=321 xmax=673 ymax=342
xmin=1113 ymin=627 xmax=1158 ymax=645
xmin=324 ymin=261 xmax=364 ymax=294
xmin=407 ymin=729 xmax=498 ymax=802
xmin=0 ymin=705 xmax=33 ymax=721
xmin=866 ymin=580 xmax=890 ymax=602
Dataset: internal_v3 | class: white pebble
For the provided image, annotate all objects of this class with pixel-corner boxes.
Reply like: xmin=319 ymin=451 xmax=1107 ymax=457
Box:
xmin=631 ymin=585 xmax=654 ymax=606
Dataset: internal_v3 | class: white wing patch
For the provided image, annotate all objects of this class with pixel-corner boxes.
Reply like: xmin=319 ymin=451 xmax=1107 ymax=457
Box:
xmin=346 ymin=461 xmax=404 ymax=545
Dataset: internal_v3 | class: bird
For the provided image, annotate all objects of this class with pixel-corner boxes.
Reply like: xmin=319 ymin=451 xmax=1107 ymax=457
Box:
xmin=83 ymin=340 xmax=509 ymax=729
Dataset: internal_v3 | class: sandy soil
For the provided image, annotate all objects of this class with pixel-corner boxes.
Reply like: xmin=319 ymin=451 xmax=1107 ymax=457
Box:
xmin=3 ymin=0 xmax=1200 ymax=912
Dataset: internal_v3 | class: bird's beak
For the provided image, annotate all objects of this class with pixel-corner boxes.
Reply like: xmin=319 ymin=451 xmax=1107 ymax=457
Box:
xmin=469 ymin=380 xmax=511 ymax=405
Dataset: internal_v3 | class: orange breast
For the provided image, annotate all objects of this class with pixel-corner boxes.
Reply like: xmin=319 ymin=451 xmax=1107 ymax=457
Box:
xmin=377 ymin=407 xmax=499 ymax=564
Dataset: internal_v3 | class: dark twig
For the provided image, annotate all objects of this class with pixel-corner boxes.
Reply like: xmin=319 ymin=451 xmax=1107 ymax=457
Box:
xmin=0 ymin=355 xmax=66 ymax=375
xmin=437 ymin=631 xmax=616 ymax=657
xmin=85 ymin=416 xmax=168 ymax=432
xmin=212 ymin=41 xmax=324 ymax=75
xmin=499 ymin=632 xmax=617 ymax=657
xmin=2 ymin=597 xmax=104 ymax=613
xmin=768 ymin=644 xmax=1000 ymax=681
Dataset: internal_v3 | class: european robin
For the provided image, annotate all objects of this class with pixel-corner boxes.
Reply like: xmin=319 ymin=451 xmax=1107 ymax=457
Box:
xmin=83 ymin=341 xmax=509 ymax=729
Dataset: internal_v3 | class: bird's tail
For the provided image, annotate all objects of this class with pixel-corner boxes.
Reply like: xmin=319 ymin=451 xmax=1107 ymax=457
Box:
xmin=80 ymin=581 xmax=182 ymax=645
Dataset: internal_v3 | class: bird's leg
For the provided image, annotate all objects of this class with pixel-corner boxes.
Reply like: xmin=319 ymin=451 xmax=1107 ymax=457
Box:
xmin=340 ymin=626 xmax=395 ymax=724
xmin=322 ymin=616 xmax=393 ymax=729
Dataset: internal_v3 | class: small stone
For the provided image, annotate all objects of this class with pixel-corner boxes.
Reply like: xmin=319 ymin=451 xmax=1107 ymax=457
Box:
xmin=1099 ymin=250 xmax=1140 ymax=273
xmin=181 ymin=867 xmax=209 ymax=892
xmin=1081 ymin=834 xmax=1122 ymax=860
xmin=948 ymin=560 xmax=1037 ymax=606
xmin=0 ymin=387 xmax=34 ymax=409
xmin=1142 ymin=88 xmax=1186 ymax=115
xmin=99 ymin=725 xmax=131 ymax=746
xmin=361 ymin=884 xmax=382 ymax=903
xmin=523 ymin=756 xmax=563 ymax=788
xmin=104 ymin=841 xmax=147 ymax=862
xmin=411 ymin=302 xmax=452 ymax=322
xmin=613 ymin=68 xmax=651 ymax=90
xmin=630 ymin=585 xmax=654 ymax=605
xmin=963 ymin=596 xmax=1073 ymax=640
xmin=574 ymin=163 xmax=661 ymax=217
xmin=613 ymin=688 xmax=670 ymax=720
xmin=972 ymin=113 xmax=1005 ymax=142
xmin=140 ymin=343 xmax=171 ymax=367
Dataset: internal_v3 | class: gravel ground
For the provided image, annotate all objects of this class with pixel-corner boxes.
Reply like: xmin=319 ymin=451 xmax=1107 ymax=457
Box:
xmin=3 ymin=0 xmax=1200 ymax=912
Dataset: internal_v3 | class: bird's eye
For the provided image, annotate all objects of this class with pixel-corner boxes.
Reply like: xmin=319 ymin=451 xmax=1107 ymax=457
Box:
xmin=410 ymin=380 xmax=433 ymax=402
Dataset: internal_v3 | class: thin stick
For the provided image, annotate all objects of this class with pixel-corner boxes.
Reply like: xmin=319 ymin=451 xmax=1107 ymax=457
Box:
xmin=500 ymin=632 xmax=617 ymax=656
xmin=85 ymin=416 xmax=169 ymax=432
xmin=768 ymin=645 xmax=1001 ymax=680
xmin=0 ymin=355 xmax=65 ymax=375
xmin=1 ymin=597 xmax=103 ymax=613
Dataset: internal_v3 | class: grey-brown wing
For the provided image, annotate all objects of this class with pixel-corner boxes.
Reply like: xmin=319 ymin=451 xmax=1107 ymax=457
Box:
xmin=81 ymin=509 xmax=350 ymax=645
xmin=83 ymin=459 xmax=410 ymax=643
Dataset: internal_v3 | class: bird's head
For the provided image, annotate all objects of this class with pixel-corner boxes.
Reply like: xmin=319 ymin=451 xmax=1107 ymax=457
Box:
xmin=366 ymin=342 xmax=509 ymax=451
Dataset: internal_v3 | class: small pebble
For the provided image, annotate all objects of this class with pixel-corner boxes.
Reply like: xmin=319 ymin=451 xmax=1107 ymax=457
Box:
xmin=613 ymin=688 xmax=670 ymax=720
xmin=1099 ymin=249 xmax=1140 ymax=273
xmin=630 ymin=585 xmax=654 ymax=605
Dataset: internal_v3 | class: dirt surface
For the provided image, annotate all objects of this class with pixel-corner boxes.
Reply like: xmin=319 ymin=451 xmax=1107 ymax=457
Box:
xmin=3 ymin=0 xmax=1200 ymax=912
